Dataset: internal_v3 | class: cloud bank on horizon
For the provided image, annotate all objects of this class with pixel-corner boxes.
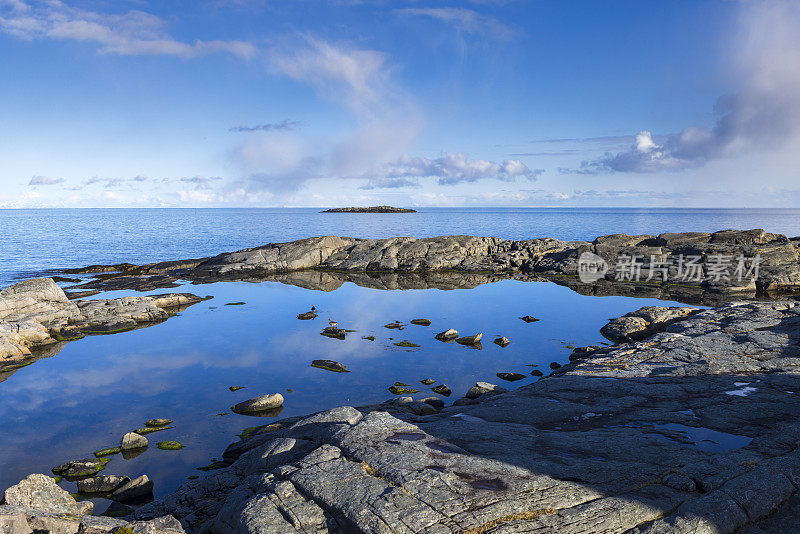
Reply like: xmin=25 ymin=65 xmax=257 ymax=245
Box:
xmin=1 ymin=0 xmax=800 ymax=207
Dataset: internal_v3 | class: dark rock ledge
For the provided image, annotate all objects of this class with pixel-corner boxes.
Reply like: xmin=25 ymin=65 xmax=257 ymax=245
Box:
xmin=59 ymin=229 xmax=800 ymax=305
xmin=0 ymin=278 xmax=204 ymax=375
xmin=5 ymin=301 xmax=798 ymax=532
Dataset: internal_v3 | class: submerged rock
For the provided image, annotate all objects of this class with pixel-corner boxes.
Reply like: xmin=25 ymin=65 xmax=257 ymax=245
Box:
xmin=51 ymin=458 xmax=109 ymax=479
xmin=384 ymin=321 xmax=405 ymax=329
xmin=393 ymin=340 xmax=420 ymax=348
xmin=145 ymin=418 xmax=173 ymax=427
xmin=362 ymin=335 xmax=375 ymax=341
xmin=410 ymin=318 xmax=431 ymax=326
xmin=229 ymin=386 xmax=245 ymax=391
xmin=77 ymin=475 xmax=130 ymax=494
xmin=321 ymin=326 xmax=346 ymax=339
xmin=311 ymin=359 xmax=349 ymax=373
xmin=497 ymin=372 xmax=526 ymax=382
xmin=431 ymin=384 xmax=452 ymax=396
xmin=121 ymin=432 xmax=148 ymax=451
xmin=520 ymin=315 xmax=540 ymax=323
xmin=296 ymin=311 xmax=317 ymax=320
xmin=494 ymin=336 xmax=510 ymax=347
xmin=420 ymin=378 xmax=436 ymax=385
xmin=531 ymin=369 xmax=544 ymax=377
xmin=4 ymin=474 xmax=78 ymax=514
xmin=388 ymin=383 xmax=419 ymax=395
xmin=435 ymin=328 xmax=458 ymax=341
xmin=456 ymin=333 xmax=483 ymax=345
xmin=157 ymin=441 xmax=185 ymax=450
xmin=135 ymin=425 xmax=174 ymax=435
xmin=231 ymin=393 xmax=284 ymax=415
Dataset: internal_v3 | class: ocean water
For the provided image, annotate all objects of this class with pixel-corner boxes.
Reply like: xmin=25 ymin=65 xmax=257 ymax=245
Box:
xmin=1 ymin=207 xmax=797 ymax=510
xmin=2 ymin=207 xmax=800 ymax=287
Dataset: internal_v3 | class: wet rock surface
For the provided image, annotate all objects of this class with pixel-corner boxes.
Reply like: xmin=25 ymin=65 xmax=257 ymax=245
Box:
xmin=87 ymin=300 xmax=800 ymax=533
xmin=54 ymin=229 xmax=800 ymax=305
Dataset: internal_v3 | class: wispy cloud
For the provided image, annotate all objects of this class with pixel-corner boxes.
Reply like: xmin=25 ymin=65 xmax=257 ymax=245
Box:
xmin=228 ymin=120 xmax=300 ymax=133
xmin=563 ymin=1 xmax=800 ymax=175
xmin=395 ymin=7 xmax=517 ymax=41
xmin=28 ymin=175 xmax=63 ymax=185
xmin=361 ymin=153 xmax=543 ymax=189
xmin=179 ymin=176 xmax=223 ymax=190
xmin=0 ymin=0 xmax=256 ymax=59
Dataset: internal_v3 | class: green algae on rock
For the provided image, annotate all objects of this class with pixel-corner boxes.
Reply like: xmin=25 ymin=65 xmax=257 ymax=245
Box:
xmin=431 ymin=384 xmax=452 ymax=396
xmin=157 ymin=441 xmax=185 ymax=450
xmin=389 ymin=382 xmax=419 ymax=394
xmin=52 ymin=457 xmax=110 ymax=479
xmin=229 ymin=386 xmax=245 ymax=391
xmin=145 ymin=418 xmax=173 ymax=427
xmin=93 ymin=446 xmax=121 ymax=458
xmin=420 ymin=379 xmax=436 ymax=385
xmin=393 ymin=340 xmax=420 ymax=348
xmin=135 ymin=425 xmax=175 ymax=435
xmin=311 ymin=359 xmax=349 ymax=372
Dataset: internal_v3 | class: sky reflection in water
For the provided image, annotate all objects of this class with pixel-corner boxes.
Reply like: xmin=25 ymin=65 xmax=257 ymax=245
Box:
xmin=0 ymin=278 xmax=691 ymax=502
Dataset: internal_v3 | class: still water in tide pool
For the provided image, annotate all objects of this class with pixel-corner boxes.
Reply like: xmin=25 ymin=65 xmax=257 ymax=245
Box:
xmin=0 ymin=277 xmax=694 ymax=504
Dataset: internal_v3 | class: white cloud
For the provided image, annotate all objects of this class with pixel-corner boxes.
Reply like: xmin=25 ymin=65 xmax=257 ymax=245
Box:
xmin=395 ymin=7 xmax=517 ymax=41
xmin=0 ymin=0 xmax=256 ymax=59
xmin=361 ymin=152 xmax=542 ymax=189
xmin=568 ymin=0 xmax=800 ymax=175
xmin=28 ymin=175 xmax=63 ymax=185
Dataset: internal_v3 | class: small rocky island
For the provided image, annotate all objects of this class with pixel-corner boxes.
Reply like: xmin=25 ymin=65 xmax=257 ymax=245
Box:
xmin=320 ymin=206 xmax=417 ymax=213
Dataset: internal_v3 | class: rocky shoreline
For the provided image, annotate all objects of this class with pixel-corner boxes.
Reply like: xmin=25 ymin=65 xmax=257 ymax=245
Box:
xmin=56 ymin=229 xmax=800 ymax=305
xmin=4 ymin=300 xmax=800 ymax=532
xmin=0 ymin=277 xmax=204 ymax=375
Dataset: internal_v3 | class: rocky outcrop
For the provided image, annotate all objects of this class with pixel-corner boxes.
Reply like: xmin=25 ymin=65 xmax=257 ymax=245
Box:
xmin=0 ymin=278 xmax=204 ymax=369
xmin=59 ymin=229 xmax=800 ymax=305
xmin=600 ymin=305 xmax=700 ymax=342
xmin=117 ymin=300 xmax=800 ymax=533
xmin=0 ymin=474 xmax=182 ymax=533
xmin=320 ymin=206 xmax=417 ymax=213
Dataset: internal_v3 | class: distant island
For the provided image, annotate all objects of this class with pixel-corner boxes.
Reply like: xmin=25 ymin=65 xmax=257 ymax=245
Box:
xmin=320 ymin=205 xmax=417 ymax=213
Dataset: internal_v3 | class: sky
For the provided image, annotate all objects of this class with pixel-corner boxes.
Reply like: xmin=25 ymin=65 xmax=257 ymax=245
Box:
xmin=1 ymin=0 xmax=800 ymax=208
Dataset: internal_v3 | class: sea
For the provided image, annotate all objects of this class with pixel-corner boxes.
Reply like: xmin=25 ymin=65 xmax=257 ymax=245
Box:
xmin=1 ymin=207 xmax=798 ymax=511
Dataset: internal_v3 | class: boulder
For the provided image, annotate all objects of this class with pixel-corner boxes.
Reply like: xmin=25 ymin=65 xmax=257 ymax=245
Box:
xmin=121 ymin=432 xmax=148 ymax=451
xmin=110 ymin=475 xmax=154 ymax=503
xmin=311 ymin=359 xmax=349 ymax=373
xmin=321 ymin=326 xmax=346 ymax=339
xmin=465 ymin=381 xmax=507 ymax=399
xmin=52 ymin=458 xmax=109 ymax=478
xmin=435 ymin=328 xmax=458 ymax=341
xmin=496 ymin=372 xmax=526 ymax=382
xmin=232 ymin=393 xmax=284 ymax=415
xmin=456 ymin=333 xmax=482 ymax=345
xmin=494 ymin=336 xmax=510 ymax=347
xmin=600 ymin=306 xmax=699 ymax=342
xmin=431 ymin=384 xmax=452 ymax=396
xmin=420 ymin=397 xmax=445 ymax=409
xmin=3 ymin=474 xmax=78 ymax=514
xmin=410 ymin=318 xmax=431 ymax=326
xmin=520 ymin=315 xmax=539 ymax=323
xmin=297 ymin=312 xmax=317 ymax=320
xmin=77 ymin=475 xmax=131 ymax=494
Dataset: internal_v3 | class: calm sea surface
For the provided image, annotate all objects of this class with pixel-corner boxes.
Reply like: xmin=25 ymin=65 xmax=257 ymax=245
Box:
xmin=1 ymin=208 xmax=799 ymax=511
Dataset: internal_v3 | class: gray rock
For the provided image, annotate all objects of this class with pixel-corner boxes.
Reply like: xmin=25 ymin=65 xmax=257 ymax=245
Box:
xmin=51 ymin=458 xmax=109 ymax=478
xmin=76 ymin=475 xmax=130 ymax=494
xmin=465 ymin=381 xmax=507 ymax=399
xmin=456 ymin=333 xmax=482 ymax=345
xmin=232 ymin=393 xmax=284 ymax=415
xmin=601 ymin=306 xmax=699 ymax=342
xmin=110 ymin=475 xmax=154 ymax=503
xmin=121 ymin=432 xmax=148 ymax=451
xmin=494 ymin=336 xmax=510 ymax=347
xmin=3 ymin=474 xmax=77 ymax=514
xmin=497 ymin=372 xmax=526 ymax=381
xmin=434 ymin=328 xmax=458 ymax=341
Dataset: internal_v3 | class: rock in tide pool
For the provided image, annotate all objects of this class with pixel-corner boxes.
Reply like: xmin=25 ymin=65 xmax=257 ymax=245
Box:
xmin=231 ymin=393 xmax=284 ymax=415
xmin=435 ymin=328 xmax=458 ymax=341
xmin=229 ymin=385 xmax=245 ymax=391
xmin=362 ymin=335 xmax=375 ymax=341
xmin=388 ymin=383 xmax=419 ymax=395
xmin=531 ymin=369 xmax=544 ymax=377
xmin=121 ymin=432 xmax=148 ymax=451
xmin=550 ymin=361 xmax=562 ymax=370
xmin=4 ymin=473 xmax=78 ymax=514
xmin=110 ymin=474 xmax=154 ymax=503
xmin=494 ymin=336 xmax=510 ymax=347
xmin=497 ymin=372 xmax=526 ymax=382
xmin=297 ymin=311 xmax=317 ymax=320
xmin=311 ymin=359 xmax=349 ymax=373
xmin=76 ymin=475 xmax=130 ymax=494
xmin=421 ymin=396 xmax=445 ymax=409
xmin=465 ymin=381 xmax=507 ymax=399
xmin=145 ymin=418 xmax=173 ymax=427
xmin=420 ymin=378 xmax=436 ymax=385
xmin=394 ymin=340 xmax=420 ymax=348
xmin=410 ymin=318 xmax=431 ymax=326
xmin=52 ymin=458 xmax=110 ymax=479
xmin=321 ymin=326 xmax=346 ymax=339
xmin=431 ymin=384 xmax=452 ymax=396
xmin=93 ymin=446 xmax=121 ymax=457
xmin=520 ymin=315 xmax=539 ymax=323
xmin=135 ymin=425 xmax=174 ymax=435
xmin=384 ymin=321 xmax=405 ymax=329
xmin=456 ymin=333 xmax=482 ymax=345
xmin=157 ymin=441 xmax=184 ymax=450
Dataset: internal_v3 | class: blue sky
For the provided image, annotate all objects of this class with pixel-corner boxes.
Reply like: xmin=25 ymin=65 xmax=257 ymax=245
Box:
xmin=1 ymin=0 xmax=799 ymax=208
